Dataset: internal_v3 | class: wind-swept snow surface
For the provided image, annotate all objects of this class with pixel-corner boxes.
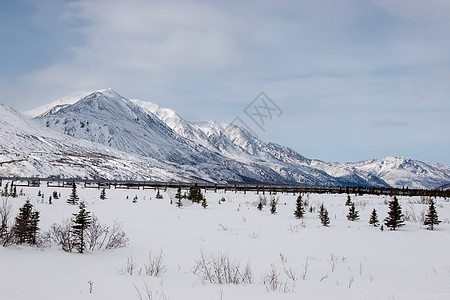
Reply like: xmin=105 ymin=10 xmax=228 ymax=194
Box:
xmin=0 ymin=184 xmax=449 ymax=299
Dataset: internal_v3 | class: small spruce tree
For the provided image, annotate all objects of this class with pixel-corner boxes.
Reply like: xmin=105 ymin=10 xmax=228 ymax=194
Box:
xmin=201 ymin=197 xmax=208 ymax=209
xmin=345 ymin=194 xmax=352 ymax=206
xmin=294 ymin=195 xmax=305 ymax=219
xmin=67 ymin=181 xmax=79 ymax=205
xmin=100 ymin=188 xmax=107 ymax=200
xmin=175 ymin=187 xmax=183 ymax=208
xmin=384 ymin=196 xmax=405 ymax=230
xmin=423 ymin=200 xmax=441 ymax=230
xmin=346 ymin=203 xmax=360 ymax=221
xmin=369 ymin=208 xmax=379 ymax=227
xmin=13 ymin=200 xmax=40 ymax=245
xmin=319 ymin=203 xmax=330 ymax=227
xmin=10 ymin=184 xmax=17 ymax=198
xmin=28 ymin=211 xmax=40 ymax=245
xmin=270 ymin=198 xmax=277 ymax=214
xmin=13 ymin=200 xmax=33 ymax=244
xmin=257 ymin=201 xmax=263 ymax=211
xmin=187 ymin=184 xmax=204 ymax=203
xmin=72 ymin=202 xmax=91 ymax=253
xmin=2 ymin=183 xmax=8 ymax=197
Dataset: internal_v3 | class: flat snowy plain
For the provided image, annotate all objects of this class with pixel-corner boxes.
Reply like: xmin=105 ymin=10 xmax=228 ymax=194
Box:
xmin=1 ymin=183 xmax=449 ymax=300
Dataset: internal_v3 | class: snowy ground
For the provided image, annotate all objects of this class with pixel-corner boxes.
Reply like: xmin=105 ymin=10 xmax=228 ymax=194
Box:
xmin=1 ymin=183 xmax=449 ymax=300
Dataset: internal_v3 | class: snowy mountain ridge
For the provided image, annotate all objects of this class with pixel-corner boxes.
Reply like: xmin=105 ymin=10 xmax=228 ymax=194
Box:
xmin=1 ymin=89 xmax=448 ymax=188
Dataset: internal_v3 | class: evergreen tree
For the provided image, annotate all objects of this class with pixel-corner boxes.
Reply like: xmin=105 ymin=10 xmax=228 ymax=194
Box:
xmin=155 ymin=190 xmax=163 ymax=199
xmin=175 ymin=187 xmax=183 ymax=208
xmin=384 ymin=196 xmax=405 ymax=230
xmin=13 ymin=200 xmax=39 ymax=245
xmin=72 ymin=202 xmax=91 ymax=253
xmin=29 ymin=211 xmax=40 ymax=245
xmin=2 ymin=183 xmax=8 ymax=197
xmin=346 ymin=203 xmax=360 ymax=221
xmin=345 ymin=194 xmax=352 ymax=206
xmin=100 ymin=188 xmax=107 ymax=200
xmin=67 ymin=181 xmax=79 ymax=205
xmin=201 ymin=197 xmax=208 ymax=209
xmin=369 ymin=208 xmax=379 ymax=227
xmin=257 ymin=201 xmax=263 ymax=211
xmin=319 ymin=203 xmax=330 ymax=227
xmin=270 ymin=198 xmax=277 ymax=214
xmin=424 ymin=200 xmax=441 ymax=230
xmin=13 ymin=200 xmax=33 ymax=244
xmin=187 ymin=184 xmax=204 ymax=203
xmin=10 ymin=184 xmax=17 ymax=198
xmin=294 ymin=195 xmax=305 ymax=219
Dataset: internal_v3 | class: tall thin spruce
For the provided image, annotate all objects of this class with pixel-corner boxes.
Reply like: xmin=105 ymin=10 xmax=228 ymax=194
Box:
xmin=369 ymin=208 xmax=379 ymax=227
xmin=67 ymin=181 xmax=79 ymax=205
xmin=384 ymin=196 xmax=405 ymax=230
xmin=72 ymin=202 xmax=91 ymax=253
xmin=294 ymin=194 xmax=305 ymax=219
xmin=424 ymin=200 xmax=441 ymax=230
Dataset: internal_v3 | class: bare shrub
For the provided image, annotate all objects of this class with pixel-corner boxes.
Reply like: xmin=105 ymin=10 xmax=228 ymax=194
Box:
xmin=134 ymin=282 xmax=168 ymax=300
xmin=49 ymin=218 xmax=73 ymax=252
xmin=193 ymin=249 xmax=253 ymax=284
xmin=248 ymin=230 xmax=261 ymax=239
xmin=348 ymin=276 xmax=354 ymax=288
xmin=301 ymin=258 xmax=309 ymax=280
xmin=144 ymin=250 xmax=167 ymax=277
xmin=104 ymin=220 xmax=129 ymax=250
xmin=262 ymin=264 xmax=281 ymax=292
xmin=330 ymin=253 xmax=338 ymax=272
xmin=0 ymin=198 xmax=14 ymax=246
xmin=86 ymin=216 xmax=128 ymax=250
xmin=86 ymin=215 xmax=108 ymax=251
xmin=118 ymin=255 xmax=136 ymax=275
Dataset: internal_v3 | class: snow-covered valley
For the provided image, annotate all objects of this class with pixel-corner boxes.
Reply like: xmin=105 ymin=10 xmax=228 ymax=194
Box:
xmin=1 ymin=183 xmax=449 ymax=299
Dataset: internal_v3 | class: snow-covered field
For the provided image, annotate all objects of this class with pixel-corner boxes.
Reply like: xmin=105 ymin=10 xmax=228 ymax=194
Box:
xmin=1 ymin=183 xmax=449 ymax=300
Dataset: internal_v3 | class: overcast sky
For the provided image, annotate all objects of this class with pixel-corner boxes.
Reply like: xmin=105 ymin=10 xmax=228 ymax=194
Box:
xmin=1 ymin=0 xmax=449 ymax=165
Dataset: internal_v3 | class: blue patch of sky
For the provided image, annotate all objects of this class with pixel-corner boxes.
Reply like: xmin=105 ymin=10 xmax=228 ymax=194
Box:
xmin=0 ymin=0 xmax=85 ymax=76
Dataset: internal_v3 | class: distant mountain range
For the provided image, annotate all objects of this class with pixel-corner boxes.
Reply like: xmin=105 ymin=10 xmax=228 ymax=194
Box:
xmin=1 ymin=89 xmax=448 ymax=189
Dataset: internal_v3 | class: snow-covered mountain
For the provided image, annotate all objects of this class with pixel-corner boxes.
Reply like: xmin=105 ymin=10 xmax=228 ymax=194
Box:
xmin=2 ymin=89 xmax=449 ymax=188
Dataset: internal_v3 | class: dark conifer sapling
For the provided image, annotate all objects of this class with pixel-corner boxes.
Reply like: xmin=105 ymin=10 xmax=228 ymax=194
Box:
xmin=424 ymin=200 xmax=441 ymax=230
xmin=100 ymin=188 xmax=107 ymax=200
xmin=72 ymin=202 xmax=91 ymax=253
xmin=347 ymin=203 xmax=360 ymax=221
xmin=369 ymin=208 xmax=379 ymax=227
xmin=67 ymin=181 xmax=79 ymax=205
xmin=384 ymin=196 xmax=405 ymax=230
xmin=345 ymin=194 xmax=352 ymax=206
xmin=319 ymin=203 xmax=330 ymax=227
xmin=294 ymin=195 xmax=305 ymax=219
xmin=270 ymin=198 xmax=277 ymax=214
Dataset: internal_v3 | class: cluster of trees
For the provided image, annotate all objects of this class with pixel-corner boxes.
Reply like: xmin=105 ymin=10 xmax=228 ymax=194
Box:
xmin=291 ymin=194 xmax=441 ymax=230
xmin=0 ymin=199 xmax=40 ymax=246
xmin=1 ymin=182 xmax=19 ymax=198
xmin=1 ymin=182 xmax=128 ymax=252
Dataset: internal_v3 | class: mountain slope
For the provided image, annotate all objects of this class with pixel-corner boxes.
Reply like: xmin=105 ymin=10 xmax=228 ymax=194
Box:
xmin=0 ymin=103 xmax=196 ymax=181
xmin=4 ymin=89 xmax=448 ymax=188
